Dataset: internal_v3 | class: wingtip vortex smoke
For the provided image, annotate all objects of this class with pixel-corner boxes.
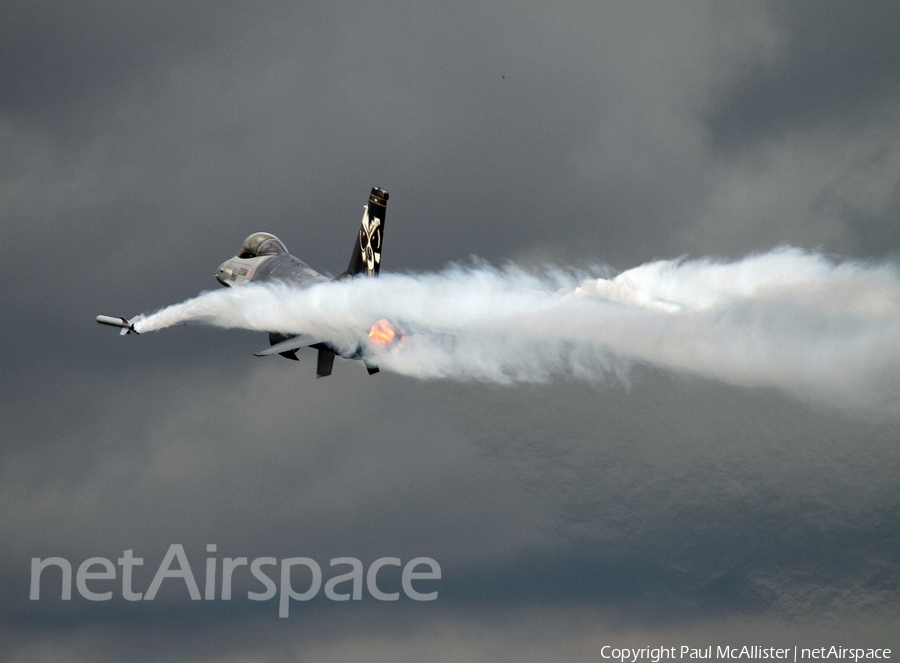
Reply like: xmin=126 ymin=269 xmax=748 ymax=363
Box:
xmin=131 ymin=248 xmax=900 ymax=413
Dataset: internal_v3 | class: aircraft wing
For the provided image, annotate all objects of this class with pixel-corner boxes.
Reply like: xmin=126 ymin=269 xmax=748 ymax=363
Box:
xmin=255 ymin=334 xmax=364 ymax=378
xmin=253 ymin=334 xmax=323 ymax=357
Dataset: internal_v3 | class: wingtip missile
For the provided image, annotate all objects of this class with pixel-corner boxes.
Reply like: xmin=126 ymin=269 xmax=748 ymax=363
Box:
xmin=96 ymin=315 xmax=138 ymax=335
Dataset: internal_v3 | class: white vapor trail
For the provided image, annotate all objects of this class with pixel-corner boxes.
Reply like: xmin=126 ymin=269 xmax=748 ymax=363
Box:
xmin=132 ymin=248 xmax=900 ymax=412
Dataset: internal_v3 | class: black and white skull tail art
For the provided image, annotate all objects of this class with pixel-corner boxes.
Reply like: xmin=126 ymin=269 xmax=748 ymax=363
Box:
xmin=342 ymin=188 xmax=387 ymax=278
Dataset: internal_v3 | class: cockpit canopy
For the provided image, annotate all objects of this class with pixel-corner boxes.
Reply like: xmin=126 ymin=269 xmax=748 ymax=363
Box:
xmin=238 ymin=232 xmax=288 ymax=259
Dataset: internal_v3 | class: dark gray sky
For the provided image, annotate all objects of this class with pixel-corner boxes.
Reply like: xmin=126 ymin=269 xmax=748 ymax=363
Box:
xmin=2 ymin=2 xmax=899 ymax=660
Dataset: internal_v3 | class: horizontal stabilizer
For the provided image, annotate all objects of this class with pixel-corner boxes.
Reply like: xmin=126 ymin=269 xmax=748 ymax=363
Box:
xmin=96 ymin=315 xmax=137 ymax=335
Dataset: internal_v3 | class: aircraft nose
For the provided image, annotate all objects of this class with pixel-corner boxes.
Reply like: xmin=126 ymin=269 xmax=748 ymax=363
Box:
xmin=214 ymin=262 xmax=231 ymax=286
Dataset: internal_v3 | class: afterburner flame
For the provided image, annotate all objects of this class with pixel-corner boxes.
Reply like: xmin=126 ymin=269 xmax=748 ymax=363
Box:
xmin=368 ymin=318 xmax=399 ymax=346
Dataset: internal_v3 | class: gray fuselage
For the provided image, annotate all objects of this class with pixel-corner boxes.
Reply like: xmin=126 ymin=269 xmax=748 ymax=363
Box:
xmin=214 ymin=253 xmax=329 ymax=288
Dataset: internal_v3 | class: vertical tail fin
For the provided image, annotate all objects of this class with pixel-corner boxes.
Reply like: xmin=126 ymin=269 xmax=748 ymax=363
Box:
xmin=341 ymin=187 xmax=388 ymax=278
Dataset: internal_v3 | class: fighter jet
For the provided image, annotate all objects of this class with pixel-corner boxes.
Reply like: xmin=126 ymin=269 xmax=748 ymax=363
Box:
xmin=97 ymin=187 xmax=399 ymax=377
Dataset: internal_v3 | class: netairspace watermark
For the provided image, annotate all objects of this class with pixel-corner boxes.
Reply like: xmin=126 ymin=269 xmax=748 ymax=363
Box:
xmin=30 ymin=544 xmax=440 ymax=618
xmin=598 ymin=647 xmax=892 ymax=663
